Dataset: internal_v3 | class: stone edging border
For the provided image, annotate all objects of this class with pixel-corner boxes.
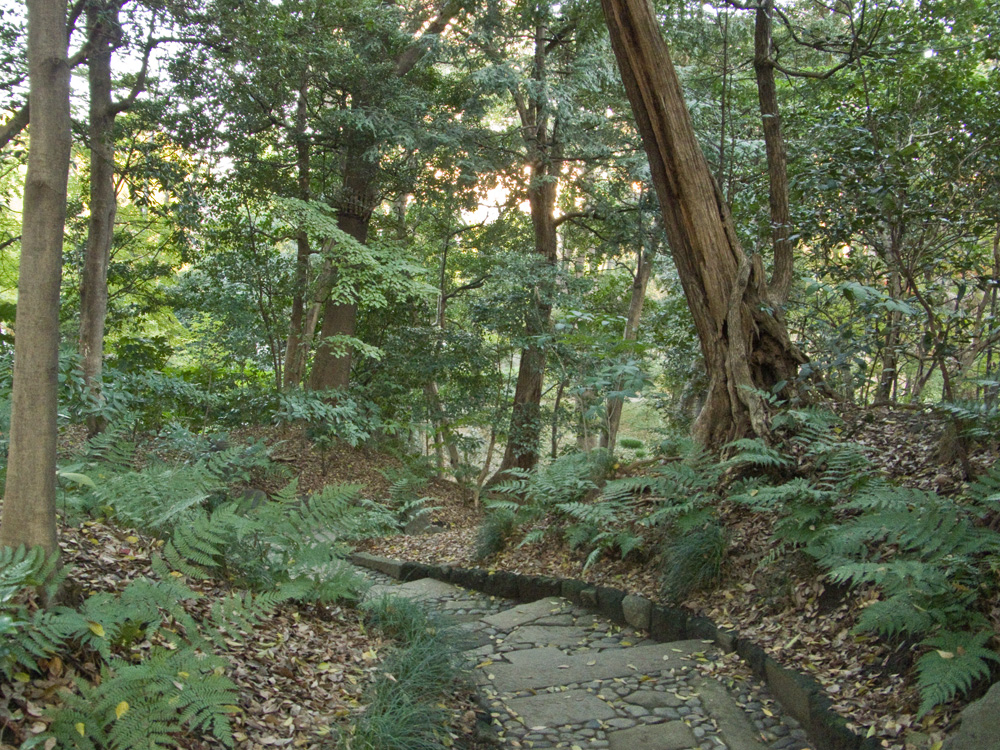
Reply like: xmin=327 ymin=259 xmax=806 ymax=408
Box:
xmin=350 ymin=551 xmax=880 ymax=750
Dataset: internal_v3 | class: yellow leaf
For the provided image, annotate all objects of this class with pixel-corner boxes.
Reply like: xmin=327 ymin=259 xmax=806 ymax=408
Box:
xmin=115 ymin=701 xmax=129 ymax=719
xmin=75 ymin=723 xmax=86 ymax=737
xmin=936 ymin=650 xmax=955 ymax=660
xmin=126 ymin=536 xmax=139 ymax=544
xmin=88 ymin=622 xmax=105 ymax=638
xmin=13 ymin=672 xmax=30 ymax=683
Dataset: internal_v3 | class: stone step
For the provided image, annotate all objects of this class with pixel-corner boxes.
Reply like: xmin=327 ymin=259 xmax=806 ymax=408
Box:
xmin=479 ymin=640 xmax=708 ymax=693
xmin=351 ymin=571 xmax=814 ymax=750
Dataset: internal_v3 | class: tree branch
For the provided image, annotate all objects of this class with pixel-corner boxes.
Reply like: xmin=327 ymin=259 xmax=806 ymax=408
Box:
xmin=0 ymin=105 xmax=29 ymax=150
xmin=111 ymin=13 xmax=159 ymax=116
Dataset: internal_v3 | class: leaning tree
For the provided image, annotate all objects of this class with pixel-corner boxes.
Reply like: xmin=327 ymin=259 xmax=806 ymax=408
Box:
xmin=600 ymin=0 xmax=805 ymax=448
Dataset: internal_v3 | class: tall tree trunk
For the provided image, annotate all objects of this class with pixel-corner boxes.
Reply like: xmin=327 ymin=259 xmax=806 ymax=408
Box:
xmin=282 ymin=81 xmax=312 ymax=389
xmin=493 ymin=19 xmax=562 ymax=477
xmin=601 ymin=238 xmax=655 ymax=452
xmin=495 ymin=147 xmax=560 ymax=475
xmin=716 ymin=9 xmax=729 ymax=193
xmin=0 ymin=0 xmax=72 ymax=554
xmin=309 ymin=201 xmax=372 ymax=391
xmin=876 ymin=268 xmax=903 ymax=402
xmin=601 ymin=0 xmax=804 ymax=450
xmin=307 ymin=2 xmax=459 ymax=391
xmin=78 ymin=0 xmax=118 ymax=435
xmin=753 ymin=0 xmax=793 ymax=305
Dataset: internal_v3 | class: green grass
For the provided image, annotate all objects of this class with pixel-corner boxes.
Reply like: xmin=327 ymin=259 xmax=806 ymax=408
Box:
xmin=341 ymin=596 xmax=466 ymax=750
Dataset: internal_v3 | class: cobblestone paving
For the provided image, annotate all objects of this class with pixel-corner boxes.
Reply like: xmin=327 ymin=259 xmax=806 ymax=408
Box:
xmin=352 ymin=565 xmax=814 ymax=750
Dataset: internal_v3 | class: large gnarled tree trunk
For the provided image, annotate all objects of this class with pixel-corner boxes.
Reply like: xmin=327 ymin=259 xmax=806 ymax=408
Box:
xmin=0 ymin=0 xmax=72 ymax=554
xmin=601 ymin=0 xmax=804 ymax=449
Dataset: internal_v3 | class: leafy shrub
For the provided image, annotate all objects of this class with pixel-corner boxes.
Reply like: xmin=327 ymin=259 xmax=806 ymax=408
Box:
xmin=473 ymin=507 xmax=516 ymax=561
xmin=722 ymin=408 xmax=1000 ymax=714
xmin=274 ymin=388 xmax=383 ymax=448
xmin=659 ymin=523 xmax=726 ymax=602
xmin=345 ymin=596 xmax=464 ymax=750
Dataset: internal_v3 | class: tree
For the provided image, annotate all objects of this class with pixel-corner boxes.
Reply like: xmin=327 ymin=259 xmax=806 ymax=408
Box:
xmin=78 ymin=0 xmax=154 ymax=434
xmin=307 ymin=0 xmax=463 ymax=391
xmin=0 ymin=0 xmax=72 ymax=553
xmin=600 ymin=0 xmax=804 ymax=449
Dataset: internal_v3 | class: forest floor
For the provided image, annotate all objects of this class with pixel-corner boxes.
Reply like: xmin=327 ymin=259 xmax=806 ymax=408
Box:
xmin=6 ymin=408 xmax=993 ymax=750
xmin=347 ymin=405 xmax=998 ymax=750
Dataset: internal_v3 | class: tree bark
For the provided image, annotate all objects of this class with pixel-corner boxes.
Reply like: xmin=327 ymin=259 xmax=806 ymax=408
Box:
xmin=78 ymin=0 xmax=119 ymax=435
xmin=491 ymin=18 xmax=562 ymax=477
xmin=281 ymin=80 xmax=312 ymax=389
xmin=0 ymin=0 xmax=72 ymax=554
xmin=601 ymin=0 xmax=804 ymax=450
xmin=876 ymin=267 xmax=903 ymax=402
xmin=754 ymin=0 xmax=793 ymax=305
xmin=308 ymin=204 xmax=371 ymax=391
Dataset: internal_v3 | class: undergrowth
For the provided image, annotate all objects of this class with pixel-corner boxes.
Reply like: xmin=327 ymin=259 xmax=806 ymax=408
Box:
xmin=0 ymin=421 xmax=417 ymax=749
xmin=477 ymin=408 xmax=1000 ymax=716
xmin=343 ymin=596 xmax=466 ymax=750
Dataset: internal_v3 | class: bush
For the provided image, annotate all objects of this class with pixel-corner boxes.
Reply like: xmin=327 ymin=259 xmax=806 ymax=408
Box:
xmin=473 ymin=507 xmax=517 ymax=561
xmin=344 ymin=597 xmax=464 ymax=750
xmin=659 ymin=523 xmax=725 ymax=602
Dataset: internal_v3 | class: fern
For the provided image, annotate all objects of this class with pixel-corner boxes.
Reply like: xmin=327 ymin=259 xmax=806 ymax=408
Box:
xmin=49 ymin=647 xmax=238 ymax=750
xmin=660 ymin=523 xmax=726 ymax=602
xmin=916 ymin=631 xmax=1000 ymax=716
xmin=160 ymin=507 xmax=233 ymax=579
xmin=966 ymin=462 xmax=1000 ymax=518
xmin=723 ymin=438 xmax=792 ymax=469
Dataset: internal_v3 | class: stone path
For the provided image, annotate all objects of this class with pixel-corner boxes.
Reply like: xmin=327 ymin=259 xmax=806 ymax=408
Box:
xmin=357 ymin=568 xmax=815 ymax=750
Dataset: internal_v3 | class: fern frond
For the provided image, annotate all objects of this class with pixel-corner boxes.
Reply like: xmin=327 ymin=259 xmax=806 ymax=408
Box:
xmin=723 ymin=438 xmax=792 ymax=469
xmin=916 ymin=630 xmax=999 ymax=715
xmin=855 ymin=593 xmax=938 ymax=639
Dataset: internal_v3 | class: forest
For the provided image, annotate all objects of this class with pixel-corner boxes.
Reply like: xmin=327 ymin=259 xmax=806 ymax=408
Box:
xmin=0 ymin=0 xmax=998 ymax=748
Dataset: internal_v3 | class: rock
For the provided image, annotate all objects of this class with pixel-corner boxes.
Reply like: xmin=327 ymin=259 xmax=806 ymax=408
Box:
xmin=622 ymin=594 xmax=652 ymax=630
xmin=404 ymin=511 xmax=433 ymax=535
xmin=943 ymin=682 xmax=1000 ymax=750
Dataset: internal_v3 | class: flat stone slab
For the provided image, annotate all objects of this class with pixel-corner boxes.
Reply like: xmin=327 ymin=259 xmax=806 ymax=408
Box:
xmin=624 ymin=691 xmax=683 ymax=709
xmin=693 ymin=679 xmax=770 ymax=750
xmin=608 ymin=721 xmax=698 ymax=750
xmin=486 ymin=640 xmax=708 ymax=693
xmin=481 ymin=597 xmax=571 ymax=630
xmin=505 ymin=624 xmax=592 ymax=648
xmin=502 ymin=647 xmax=565 ymax=668
xmin=505 ymin=690 xmax=616 ymax=728
xmin=366 ymin=577 xmax=458 ymax=602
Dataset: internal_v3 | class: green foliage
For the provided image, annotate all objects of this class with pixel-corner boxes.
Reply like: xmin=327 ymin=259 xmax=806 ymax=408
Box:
xmin=722 ymin=409 xmax=1000 ymax=713
xmin=916 ymin=631 xmax=1000 ymax=717
xmin=274 ymin=388 xmax=384 ymax=449
xmin=345 ymin=596 xmax=464 ymax=750
xmin=473 ymin=507 xmax=517 ymax=561
xmin=49 ymin=648 xmax=239 ymax=750
xmin=660 ymin=523 xmax=726 ymax=603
